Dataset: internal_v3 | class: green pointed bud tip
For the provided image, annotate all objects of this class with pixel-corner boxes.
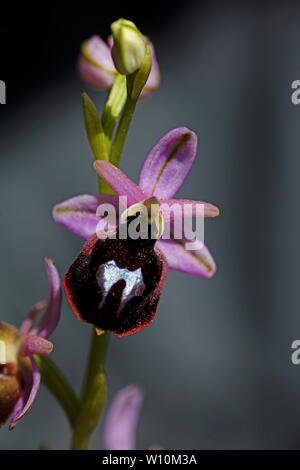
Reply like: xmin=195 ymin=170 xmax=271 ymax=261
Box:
xmin=111 ymin=18 xmax=146 ymax=75
xmin=126 ymin=46 xmax=152 ymax=101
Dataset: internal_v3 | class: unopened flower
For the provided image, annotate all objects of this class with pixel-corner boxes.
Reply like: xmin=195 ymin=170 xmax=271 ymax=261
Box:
xmin=54 ymin=127 xmax=219 ymax=279
xmin=0 ymin=258 xmax=61 ymax=429
xmin=111 ymin=19 xmax=146 ymax=75
xmin=78 ymin=34 xmax=160 ymax=98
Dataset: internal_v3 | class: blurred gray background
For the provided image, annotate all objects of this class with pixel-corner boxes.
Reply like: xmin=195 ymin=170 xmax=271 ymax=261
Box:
xmin=1 ymin=0 xmax=300 ymax=449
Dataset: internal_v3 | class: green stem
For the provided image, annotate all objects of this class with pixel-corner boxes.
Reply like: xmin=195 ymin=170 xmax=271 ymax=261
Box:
xmin=80 ymin=330 xmax=109 ymax=399
xmin=35 ymin=355 xmax=79 ymax=428
xmin=109 ymin=95 xmax=137 ymax=167
xmin=70 ymin=71 xmax=140 ymax=450
xmin=70 ymin=331 xmax=109 ymax=450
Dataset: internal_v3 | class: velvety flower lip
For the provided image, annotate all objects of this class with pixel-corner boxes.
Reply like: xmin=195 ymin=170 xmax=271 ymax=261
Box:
xmin=103 ymin=385 xmax=144 ymax=450
xmin=0 ymin=258 xmax=62 ymax=429
xmin=78 ymin=34 xmax=160 ymax=98
xmin=63 ymin=224 xmax=168 ymax=337
xmin=54 ymin=127 xmax=219 ymax=278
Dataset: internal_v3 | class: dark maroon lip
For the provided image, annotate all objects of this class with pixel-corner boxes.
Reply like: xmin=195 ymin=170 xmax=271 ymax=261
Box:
xmin=64 ymin=233 xmax=168 ymax=337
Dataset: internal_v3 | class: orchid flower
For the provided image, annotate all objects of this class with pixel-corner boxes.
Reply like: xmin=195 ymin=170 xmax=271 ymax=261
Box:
xmin=54 ymin=127 xmax=219 ymax=337
xmin=78 ymin=34 xmax=160 ymax=98
xmin=0 ymin=258 xmax=61 ymax=429
xmin=103 ymin=385 xmax=145 ymax=450
xmin=54 ymin=127 xmax=219 ymax=278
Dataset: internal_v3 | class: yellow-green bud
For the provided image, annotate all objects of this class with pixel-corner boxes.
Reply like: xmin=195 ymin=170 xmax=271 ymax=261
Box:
xmin=111 ymin=19 xmax=146 ymax=75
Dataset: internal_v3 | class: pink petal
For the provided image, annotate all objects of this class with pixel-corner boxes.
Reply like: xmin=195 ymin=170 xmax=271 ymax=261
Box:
xmin=138 ymin=127 xmax=197 ymax=199
xmin=94 ymin=161 xmax=147 ymax=206
xmin=53 ymin=194 xmax=120 ymax=240
xmin=157 ymin=224 xmax=216 ymax=278
xmin=19 ymin=334 xmax=53 ymax=357
xmin=30 ymin=258 xmax=62 ymax=339
xmin=78 ymin=36 xmax=116 ymax=90
xmin=103 ymin=385 xmax=144 ymax=450
xmin=9 ymin=356 xmax=40 ymax=429
xmin=20 ymin=301 xmax=46 ymax=335
xmin=160 ymin=199 xmax=220 ymax=221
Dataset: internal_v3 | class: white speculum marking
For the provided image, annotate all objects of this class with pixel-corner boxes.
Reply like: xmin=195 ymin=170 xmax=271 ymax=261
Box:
xmin=96 ymin=260 xmax=145 ymax=314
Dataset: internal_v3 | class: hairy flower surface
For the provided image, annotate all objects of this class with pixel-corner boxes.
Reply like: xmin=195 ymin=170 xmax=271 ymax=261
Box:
xmin=0 ymin=258 xmax=61 ymax=429
xmin=63 ymin=199 xmax=168 ymax=337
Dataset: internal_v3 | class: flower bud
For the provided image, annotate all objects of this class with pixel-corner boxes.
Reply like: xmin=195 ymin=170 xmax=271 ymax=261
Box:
xmin=78 ymin=33 xmax=159 ymax=98
xmin=111 ymin=19 xmax=146 ymax=75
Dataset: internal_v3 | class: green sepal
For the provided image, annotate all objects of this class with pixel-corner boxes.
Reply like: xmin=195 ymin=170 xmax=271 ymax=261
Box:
xmin=82 ymin=92 xmax=108 ymax=161
xmin=127 ymin=46 xmax=152 ymax=101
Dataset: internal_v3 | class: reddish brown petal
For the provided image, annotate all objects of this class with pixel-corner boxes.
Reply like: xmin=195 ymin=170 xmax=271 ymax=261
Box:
xmin=63 ymin=234 xmax=168 ymax=337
